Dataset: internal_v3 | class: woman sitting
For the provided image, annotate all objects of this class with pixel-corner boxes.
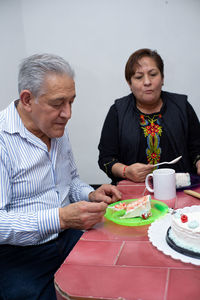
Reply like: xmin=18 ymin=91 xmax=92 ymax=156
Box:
xmin=98 ymin=48 xmax=200 ymax=184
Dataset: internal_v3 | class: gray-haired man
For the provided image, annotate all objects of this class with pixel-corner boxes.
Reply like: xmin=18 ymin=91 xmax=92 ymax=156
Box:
xmin=0 ymin=54 xmax=121 ymax=299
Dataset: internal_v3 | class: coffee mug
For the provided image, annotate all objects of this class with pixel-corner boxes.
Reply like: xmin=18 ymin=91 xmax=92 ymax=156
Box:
xmin=145 ymin=168 xmax=176 ymax=200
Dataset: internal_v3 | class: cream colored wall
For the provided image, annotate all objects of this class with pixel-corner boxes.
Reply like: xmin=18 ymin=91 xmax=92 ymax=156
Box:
xmin=0 ymin=0 xmax=200 ymax=183
xmin=0 ymin=0 xmax=26 ymax=108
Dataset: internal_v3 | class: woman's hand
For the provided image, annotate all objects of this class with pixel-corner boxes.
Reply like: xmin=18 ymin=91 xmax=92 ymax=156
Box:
xmin=196 ymin=160 xmax=200 ymax=175
xmin=111 ymin=162 xmax=154 ymax=183
xmin=125 ymin=163 xmax=154 ymax=182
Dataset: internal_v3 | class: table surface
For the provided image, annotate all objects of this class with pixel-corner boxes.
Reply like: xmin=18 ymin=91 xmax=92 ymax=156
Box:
xmin=55 ymin=180 xmax=200 ymax=300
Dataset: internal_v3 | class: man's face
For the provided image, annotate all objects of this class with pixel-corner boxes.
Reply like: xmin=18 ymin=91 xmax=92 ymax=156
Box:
xmin=29 ymin=73 xmax=76 ymax=139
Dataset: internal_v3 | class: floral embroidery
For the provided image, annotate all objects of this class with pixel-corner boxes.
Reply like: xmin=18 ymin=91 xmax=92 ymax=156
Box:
xmin=139 ymin=114 xmax=162 ymax=165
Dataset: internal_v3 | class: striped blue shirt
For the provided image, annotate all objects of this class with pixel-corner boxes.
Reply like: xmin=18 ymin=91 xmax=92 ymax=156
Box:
xmin=0 ymin=100 xmax=94 ymax=246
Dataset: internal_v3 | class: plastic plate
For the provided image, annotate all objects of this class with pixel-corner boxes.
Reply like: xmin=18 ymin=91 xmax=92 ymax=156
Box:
xmin=104 ymin=199 xmax=169 ymax=226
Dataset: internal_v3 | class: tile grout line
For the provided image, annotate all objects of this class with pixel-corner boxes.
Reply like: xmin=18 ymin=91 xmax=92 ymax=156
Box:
xmin=113 ymin=241 xmax=125 ymax=265
xmin=164 ymin=268 xmax=170 ymax=300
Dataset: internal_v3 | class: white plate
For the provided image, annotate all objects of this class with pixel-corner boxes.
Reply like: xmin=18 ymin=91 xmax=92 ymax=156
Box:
xmin=148 ymin=205 xmax=200 ymax=266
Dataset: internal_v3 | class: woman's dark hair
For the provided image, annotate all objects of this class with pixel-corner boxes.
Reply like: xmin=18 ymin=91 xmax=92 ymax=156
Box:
xmin=125 ymin=48 xmax=164 ymax=83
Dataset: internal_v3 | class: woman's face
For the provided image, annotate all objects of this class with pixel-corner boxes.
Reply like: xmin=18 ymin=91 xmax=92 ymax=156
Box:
xmin=128 ymin=56 xmax=163 ymax=106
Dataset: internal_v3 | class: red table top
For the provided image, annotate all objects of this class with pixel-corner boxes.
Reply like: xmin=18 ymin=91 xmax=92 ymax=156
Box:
xmin=55 ymin=181 xmax=200 ymax=300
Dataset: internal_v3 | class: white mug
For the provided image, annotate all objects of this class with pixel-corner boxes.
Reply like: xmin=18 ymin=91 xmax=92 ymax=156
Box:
xmin=145 ymin=168 xmax=176 ymax=200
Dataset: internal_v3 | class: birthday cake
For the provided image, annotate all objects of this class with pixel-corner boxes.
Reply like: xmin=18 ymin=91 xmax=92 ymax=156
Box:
xmin=167 ymin=210 xmax=200 ymax=256
xmin=113 ymin=195 xmax=152 ymax=219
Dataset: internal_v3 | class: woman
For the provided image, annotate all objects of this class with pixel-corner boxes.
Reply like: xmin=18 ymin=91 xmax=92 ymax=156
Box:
xmin=98 ymin=48 xmax=200 ymax=184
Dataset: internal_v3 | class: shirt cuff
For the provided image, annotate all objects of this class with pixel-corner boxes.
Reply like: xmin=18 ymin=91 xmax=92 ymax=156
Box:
xmin=37 ymin=208 xmax=60 ymax=240
xmin=80 ymin=186 xmax=94 ymax=201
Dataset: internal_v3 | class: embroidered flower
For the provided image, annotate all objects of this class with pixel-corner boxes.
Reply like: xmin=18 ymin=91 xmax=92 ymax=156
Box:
xmin=140 ymin=114 xmax=146 ymax=125
xmin=140 ymin=113 xmax=163 ymax=165
xmin=151 ymin=153 xmax=158 ymax=159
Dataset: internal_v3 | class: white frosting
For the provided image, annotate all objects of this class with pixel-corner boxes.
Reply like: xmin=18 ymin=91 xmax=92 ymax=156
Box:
xmin=175 ymin=173 xmax=191 ymax=188
xmin=170 ymin=211 xmax=200 ymax=253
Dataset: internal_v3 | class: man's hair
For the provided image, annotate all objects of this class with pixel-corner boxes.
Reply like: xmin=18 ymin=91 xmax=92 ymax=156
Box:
xmin=18 ymin=53 xmax=75 ymax=97
xmin=125 ymin=48 xmax=164 ymax=83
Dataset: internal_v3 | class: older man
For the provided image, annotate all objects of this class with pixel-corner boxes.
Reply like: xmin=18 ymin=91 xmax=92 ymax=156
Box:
xmin=0 ymin=54 xmax=121 ymax=300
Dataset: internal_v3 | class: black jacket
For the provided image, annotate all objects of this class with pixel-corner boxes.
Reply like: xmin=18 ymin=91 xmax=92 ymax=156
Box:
xmin=98 ymin=91 xmax=200 ymax=184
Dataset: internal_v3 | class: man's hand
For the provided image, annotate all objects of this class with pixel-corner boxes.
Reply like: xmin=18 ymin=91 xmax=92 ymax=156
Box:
xmin=59 ymin=201 xmax=107 ymax=230
xmin=88 ymin=184 xmax=122 ymax=204
xmin=126 ymin=163 xmax=154 ymax=182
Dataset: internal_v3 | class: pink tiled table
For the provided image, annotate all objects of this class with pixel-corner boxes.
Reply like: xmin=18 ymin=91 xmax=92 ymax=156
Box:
xmin=55 ymin=181 xmax=200 ymax=300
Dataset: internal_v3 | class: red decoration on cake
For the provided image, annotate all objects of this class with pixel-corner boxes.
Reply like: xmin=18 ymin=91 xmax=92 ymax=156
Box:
xmin=181 ymin=214 xmax=188 ymax=223
xmin=141 ymin=212 xmax=151 ymax=220
xmin=114 ymin=202 xmax=127 ymax=210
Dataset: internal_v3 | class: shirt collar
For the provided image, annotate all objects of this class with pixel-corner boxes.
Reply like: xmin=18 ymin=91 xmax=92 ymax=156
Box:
xmin=2 ymin=100 xmax=27 ymax=138
xmin=2 ymin=100 xmax=48 ymax=151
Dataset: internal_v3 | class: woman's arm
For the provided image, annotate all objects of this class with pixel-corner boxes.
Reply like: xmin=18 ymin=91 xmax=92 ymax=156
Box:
xmin=112 ymin=162 xmax=154 ymax=182
xmin=98 ymin=105 xmax=120 ymax=180
xmin=196 ymin=159 xmax=200 ymax=175
xmin=187 ymin=101 xmax=200 ymax=172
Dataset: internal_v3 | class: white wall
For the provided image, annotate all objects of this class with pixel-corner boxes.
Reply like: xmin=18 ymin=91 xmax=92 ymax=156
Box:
xmin=0 ymin=0 xmax=200 ymax=184
xmin=0 ymin=0 xmax=26 ymax=107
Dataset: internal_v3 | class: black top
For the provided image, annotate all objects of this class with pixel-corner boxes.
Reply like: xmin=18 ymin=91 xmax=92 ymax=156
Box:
xmin=98 ymin=91 xmax=200 ymax=184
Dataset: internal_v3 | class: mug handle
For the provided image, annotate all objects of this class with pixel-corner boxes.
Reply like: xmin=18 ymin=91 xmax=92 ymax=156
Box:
xmin=145 ymin=173 xmax=154 ymax=193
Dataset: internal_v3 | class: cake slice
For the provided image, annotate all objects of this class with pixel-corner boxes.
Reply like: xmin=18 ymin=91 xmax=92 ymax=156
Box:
xmin=175 ymin=173 xmax=191 ymax=188
xmin=110 ymin=195 xmax=152 ymax=219
xmin=121 ymin=195 xmax=151 ymax=219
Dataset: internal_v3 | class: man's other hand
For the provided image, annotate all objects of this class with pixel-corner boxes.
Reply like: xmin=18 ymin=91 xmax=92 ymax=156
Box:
xmin=88 ymin=184 xmax=121 ymax=204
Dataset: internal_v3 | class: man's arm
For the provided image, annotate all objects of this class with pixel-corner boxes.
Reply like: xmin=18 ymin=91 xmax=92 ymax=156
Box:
xmin=63 ymin=169 xmax=122 ymax=230
xmin=0 ymin=147 xmax=60 ymax=246
xmin=59 ymin=184 xmax=121 ymax=230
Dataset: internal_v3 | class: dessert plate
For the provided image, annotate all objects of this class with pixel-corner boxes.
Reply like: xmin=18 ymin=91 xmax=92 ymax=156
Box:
xmin=176 ymin=174 xmax=200 ymax=190
xmin=148 ymin=205 xmax=200 ymax=265
xmin=104 ymin=199 xmax=169 ymax=226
